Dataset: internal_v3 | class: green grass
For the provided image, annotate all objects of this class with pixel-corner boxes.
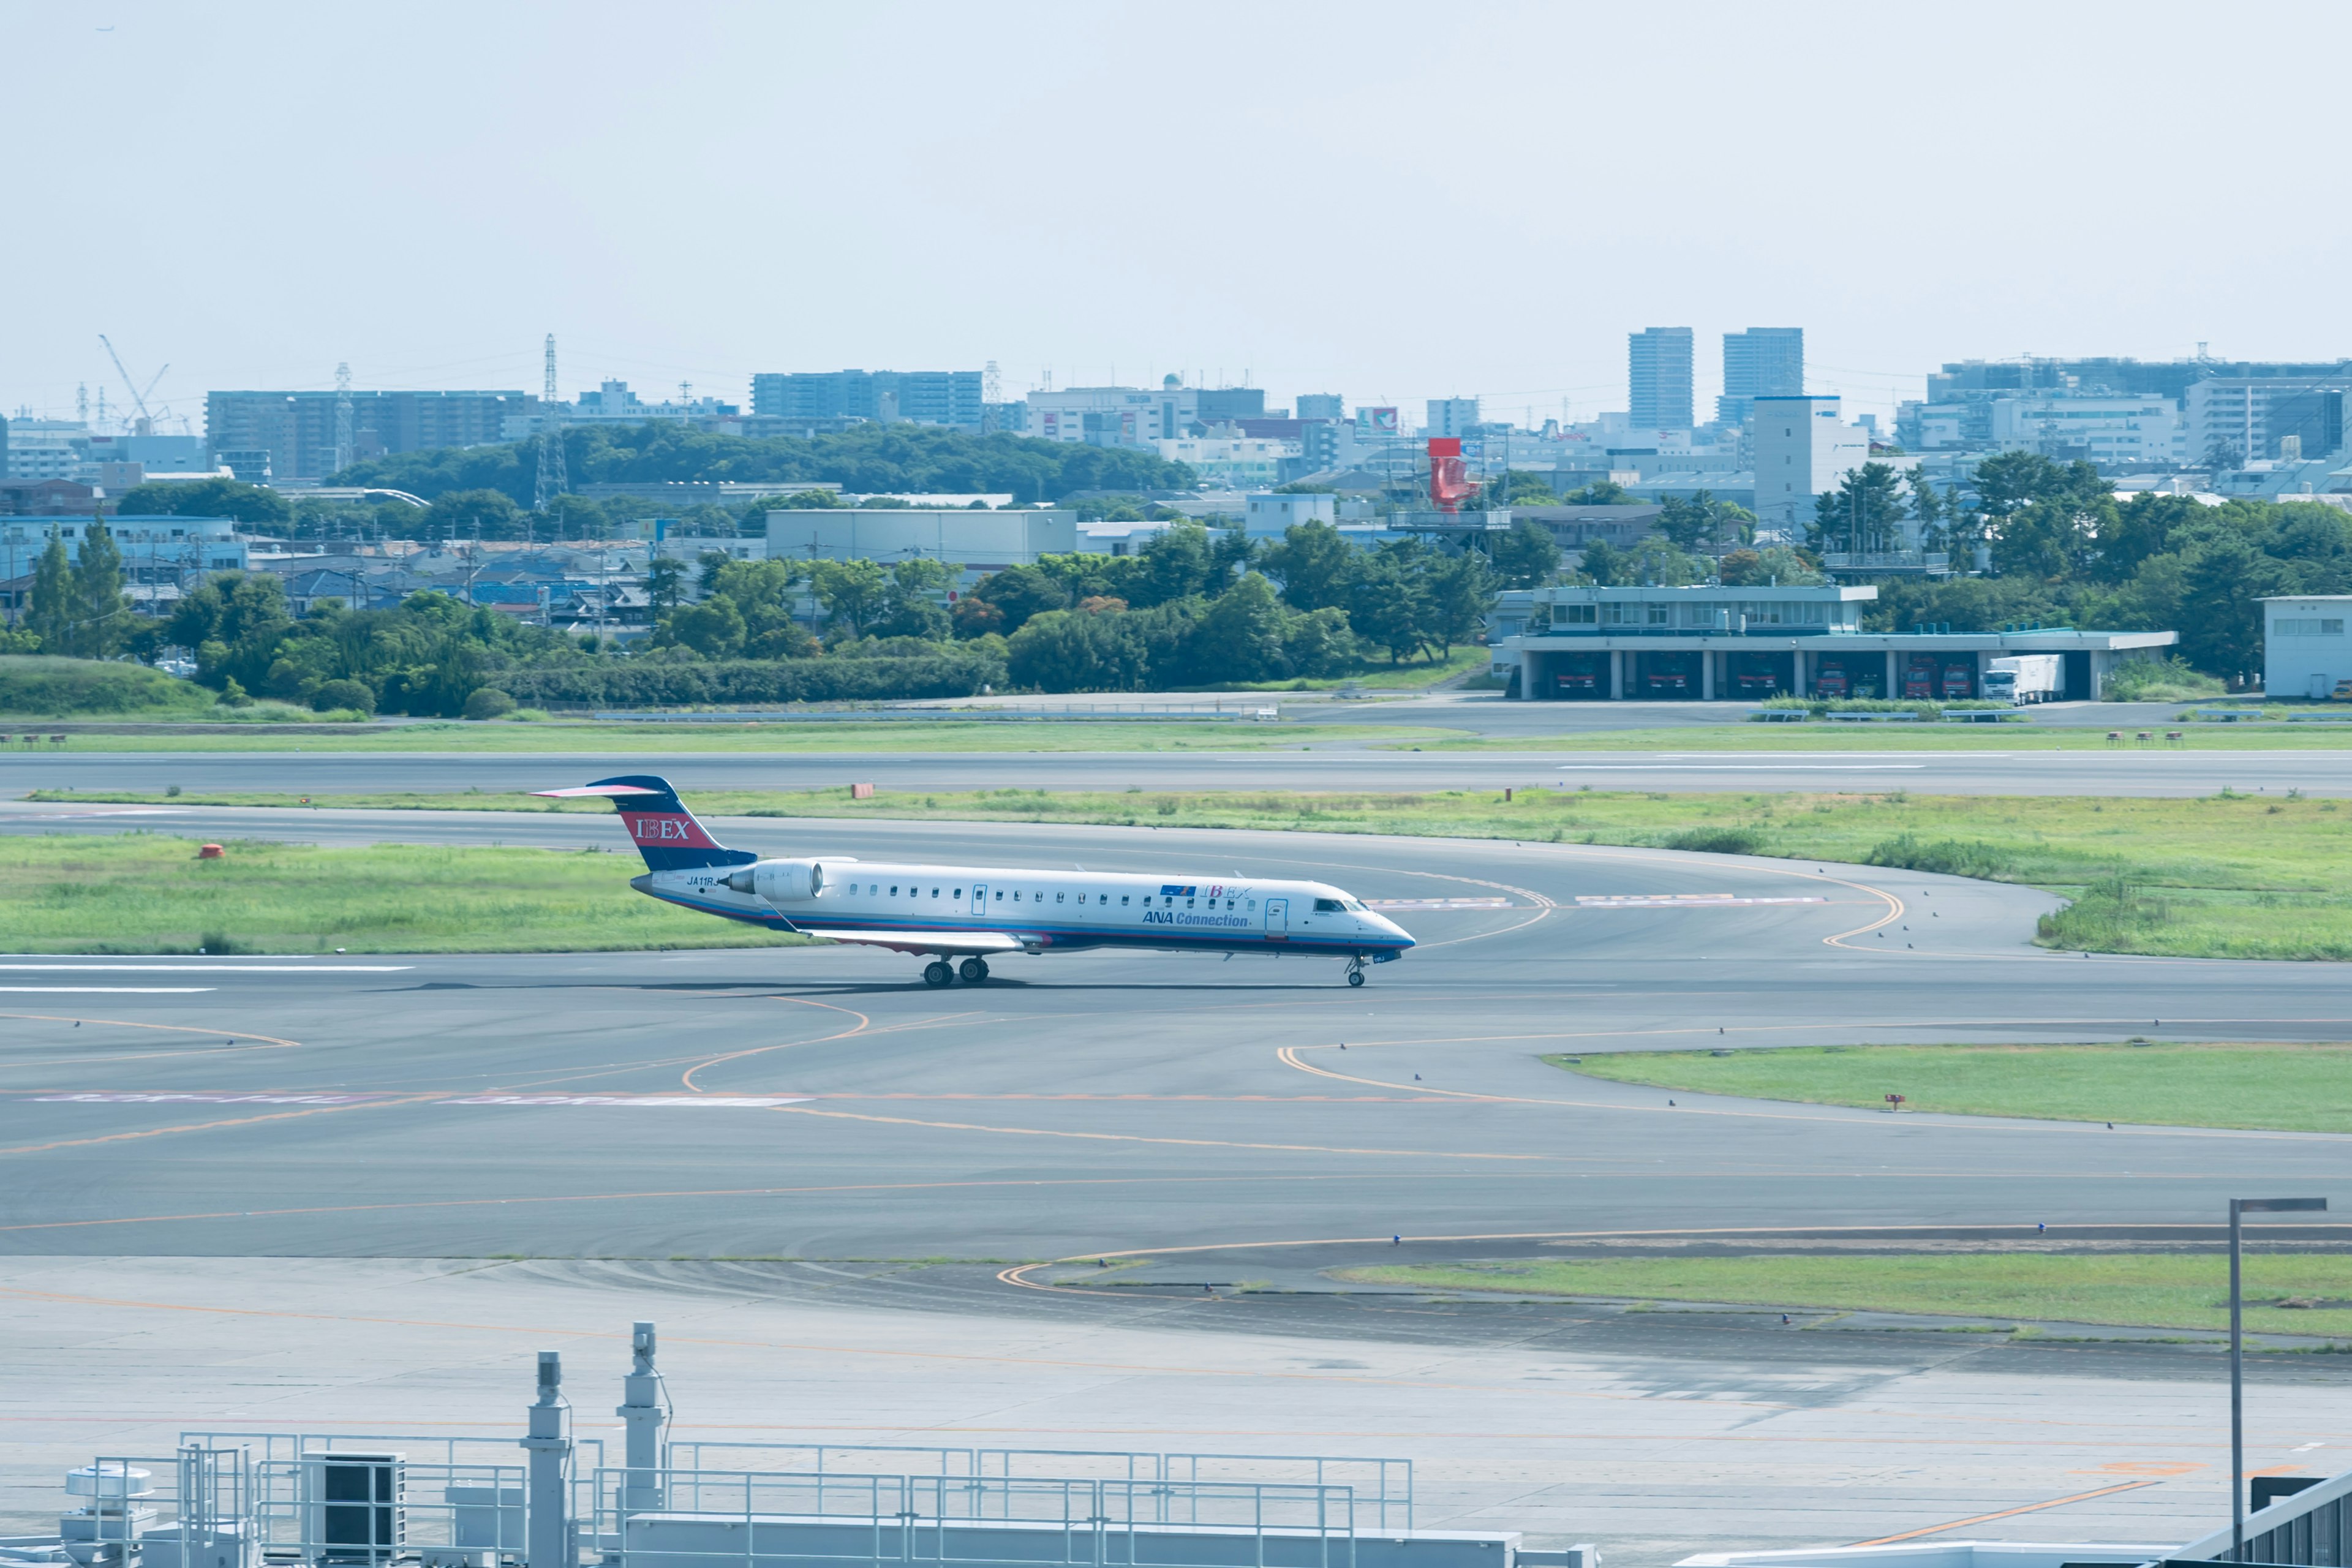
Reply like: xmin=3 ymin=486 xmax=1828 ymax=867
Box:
xmin=1552 ymin=1042 xmax=2352 ymax=1131
xmin=1424 ymin=723 xmax=2352 ymax=750
xmin=25 ymin=782 xmax=2352 ymax=960
xmin=1204 ymin=644 xmax=1493 ymax=692
xmin=0 ymin=655 xmax=216 ymax=717
xmin=0 ymin=834 xmax=809 ymax=953
xmin=20 ymin=719 xmax=1455 ymax=752
xmin=1338 ymin=1254 xmax=2352 ymax=1338
xmin=41 ymin=783 xmax=2346 ymax=960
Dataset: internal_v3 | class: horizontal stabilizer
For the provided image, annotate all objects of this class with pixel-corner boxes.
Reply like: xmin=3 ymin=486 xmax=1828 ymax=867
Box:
xmin=801 ymin=929 xmax=1027 ymax=957
xmin=531 ymin=785 xmax=664 ymax=798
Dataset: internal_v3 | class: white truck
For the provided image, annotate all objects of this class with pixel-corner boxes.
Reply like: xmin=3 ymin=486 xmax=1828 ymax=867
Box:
xmin=1983 ymin=653 xmax=2062 ymax=704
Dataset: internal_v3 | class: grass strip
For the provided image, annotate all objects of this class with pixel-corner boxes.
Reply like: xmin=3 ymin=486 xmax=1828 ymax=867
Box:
xmin=33 ymin=784 xmax=2351 ymax=960
xmin=1551 ymin=1042 xmax=2352 ymax=1133
xmin=0 ymin=833 xmax=807 ymax=954
xmin=4 ymin=720 xmax=1453 ymax=753
xmin=1423 ymin=723 xmax=2352 ymax=750
xmin=1337 ymin=1254 xmax=2352 ymax=1338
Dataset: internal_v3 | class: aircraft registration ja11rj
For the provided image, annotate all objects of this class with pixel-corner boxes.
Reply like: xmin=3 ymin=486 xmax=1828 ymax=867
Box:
xmin=538 ymin=775 xmax=1417 ymax=987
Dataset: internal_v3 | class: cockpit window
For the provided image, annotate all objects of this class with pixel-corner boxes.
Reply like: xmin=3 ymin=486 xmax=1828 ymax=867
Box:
xmin=1313 ymin=898 xmax=1344 ymax=913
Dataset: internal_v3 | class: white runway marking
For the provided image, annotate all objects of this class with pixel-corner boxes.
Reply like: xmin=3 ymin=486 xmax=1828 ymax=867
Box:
xmin=30 ymin=1091 xmax=391 ymax=1105
xmin=0 ymin=986 xmax=216 ymax=993
xmin=0 ymin=964 xmax=412 ymax=973
xmin=1360 ymin=898 xmax=1513 ymax=910
xmin=440 ymin=1095 xmax=811 ymax=1109
xmin=1575 ymin=894 xmax=1830 ymax=908
xmin=1558 ymin=764 xmax=1927 ymax=772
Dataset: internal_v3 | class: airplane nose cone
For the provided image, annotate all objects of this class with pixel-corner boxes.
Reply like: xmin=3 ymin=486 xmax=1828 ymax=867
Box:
xmin=1381 ymin=914 xmax=1416 ymax=948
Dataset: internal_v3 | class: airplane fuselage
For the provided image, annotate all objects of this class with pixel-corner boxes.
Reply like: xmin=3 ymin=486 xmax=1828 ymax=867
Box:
xmin=633 ymin=859 xmax=1415 ymax=960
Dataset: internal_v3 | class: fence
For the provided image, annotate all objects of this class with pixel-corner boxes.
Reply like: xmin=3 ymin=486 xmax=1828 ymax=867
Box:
xmin=662 ymin=1447 xmax=1408 ymax=1532
xmin=592 ymin=1468 xmax=1364 ymax=1568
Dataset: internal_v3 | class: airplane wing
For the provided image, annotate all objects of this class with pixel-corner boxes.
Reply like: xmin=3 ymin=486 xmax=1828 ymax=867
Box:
xmin=797 ymin=929 xmax=1029 ymax=957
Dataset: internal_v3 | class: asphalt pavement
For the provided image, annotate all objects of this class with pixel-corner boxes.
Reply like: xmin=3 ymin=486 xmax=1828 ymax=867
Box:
xmin=1 ymin=813 xmax=2343 ymax=1262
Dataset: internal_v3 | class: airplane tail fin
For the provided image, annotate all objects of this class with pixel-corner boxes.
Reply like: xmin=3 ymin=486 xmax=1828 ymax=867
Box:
xmin=533 ymin=775 xmax=758 ymax=872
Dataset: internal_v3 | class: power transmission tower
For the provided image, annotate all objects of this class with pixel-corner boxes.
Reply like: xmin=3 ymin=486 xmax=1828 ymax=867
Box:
xmin=333 ymin=363 xmax=355 ymax=475
xmin=981 ymin=360 xmax=1001 ymax=433
xmin=534 ymin=333 xmax=568 ymax=516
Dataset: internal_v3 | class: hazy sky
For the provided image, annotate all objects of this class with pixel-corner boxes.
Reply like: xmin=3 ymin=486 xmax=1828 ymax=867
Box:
xmin=7 ymin=1 xmax=2346 ymax=435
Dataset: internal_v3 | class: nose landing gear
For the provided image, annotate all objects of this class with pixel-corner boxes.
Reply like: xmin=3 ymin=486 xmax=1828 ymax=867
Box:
xmin=1345 ymin=956 xmax=1367 ymax=987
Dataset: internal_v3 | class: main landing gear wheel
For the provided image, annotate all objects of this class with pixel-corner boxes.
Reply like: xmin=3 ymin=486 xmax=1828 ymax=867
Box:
xmin=959 ymin=957 xmax=990 ymax=984
xmin=922 ymin=960 xmax=954 ymax=987
xmin=1346 ymin=957 xmax=1367 ymax=987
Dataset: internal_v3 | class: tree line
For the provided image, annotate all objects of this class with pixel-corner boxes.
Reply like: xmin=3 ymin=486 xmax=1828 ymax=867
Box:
xmin=326 ymin=422 xmax=1197 ymax=516
xmin=1809 ymin=453 xmax=2352 ymax=684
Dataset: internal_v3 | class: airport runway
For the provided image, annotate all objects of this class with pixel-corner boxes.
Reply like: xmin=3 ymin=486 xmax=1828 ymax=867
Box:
xmin=0 ymin=812 xmax=2343 ymax=1262
xmin=6 ymin=744 xmax=2350 ymax=796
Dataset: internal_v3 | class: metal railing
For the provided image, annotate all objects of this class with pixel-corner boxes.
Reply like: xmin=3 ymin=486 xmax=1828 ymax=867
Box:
xmin=591 ymin=1468 xmax=1360 ymax=1568
xmin=663 ymin=1446 xmax=1409 ymax=1531
xmin=243 ymin=1456 xmax=530 ymax=1567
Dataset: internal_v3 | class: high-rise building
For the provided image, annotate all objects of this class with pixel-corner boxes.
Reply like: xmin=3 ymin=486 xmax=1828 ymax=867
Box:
xmin=1629 ymin=328 xmax=1695 ymax=431
xmin=205 ymin=390 xmax=530 ymax=481
xmin=1752 ymin=395 xmax=1870 ymax=537
xmin=1718 ymin=328 xmax=1804 ymax=426
xmin=748 ymin=370 xmax=984 ymax=431
xmin=1295 ymin=393 xmax=1345 ymax=421
xmin=1425 ymin=398 xmax=1480 ymax=437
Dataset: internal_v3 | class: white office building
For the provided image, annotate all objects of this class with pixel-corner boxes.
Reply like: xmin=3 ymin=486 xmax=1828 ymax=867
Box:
xmin=764 ymin=508 xmax=1078 ymax=581
xmin=1153 ymin=437 xmax=1295 ymax=486
xmin=1988 ymin=396 xmax=2183 ymax=466
xmin=1750 ymin=396 xmax=1871 ymax=538
xmin=2185 ymin=379 xmax=2348 ymax=467
xmin=2262 ymin=595 xmax=2352 ymax=699
xmin=1028 ymin=383 xmax=1197 ymax=445
xmin=1242 ymin=492 xmax=1337 ymax=537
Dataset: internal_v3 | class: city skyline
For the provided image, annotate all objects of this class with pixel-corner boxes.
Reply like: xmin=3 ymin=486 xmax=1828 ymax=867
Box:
xmin=6 ymin=2 xmax=2347 ymax=432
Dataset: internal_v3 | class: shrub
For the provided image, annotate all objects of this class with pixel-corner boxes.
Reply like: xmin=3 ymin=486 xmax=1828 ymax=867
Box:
xmin=0 ymin=655 xmax=217 ymax=717
xmin=312 ymin=678 xmax=376 ymax=717
xmin=2105 ymin=657 xmax=2225 ymax=702
xmin=500 ymin=649 xmax=1006 ymax=708
xmin=1662 ymin=826 xmax=1766 ymax=855
xmin=2038 ymin=877 xmax=2171 ymax=949
xmin=1865 ymin=832 xmax=2014 ymax=880
xmin=462 ymin=687 xmax=518 ymax=720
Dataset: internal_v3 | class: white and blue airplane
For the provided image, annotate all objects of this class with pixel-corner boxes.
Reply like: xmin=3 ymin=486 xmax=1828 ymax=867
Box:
xmin=538 ymin=775 xmax=1417 ymax=987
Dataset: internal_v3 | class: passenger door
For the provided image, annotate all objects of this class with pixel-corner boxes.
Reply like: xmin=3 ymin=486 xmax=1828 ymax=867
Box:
xmin=970 ymin=883 xmax=987 ymax=917
xmin=1264 ymin=897 xmax=1289 ymax=941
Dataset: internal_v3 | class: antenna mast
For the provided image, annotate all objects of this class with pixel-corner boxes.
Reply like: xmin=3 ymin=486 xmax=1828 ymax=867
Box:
xmin=534 ymin=333 xmax=568 ymax=514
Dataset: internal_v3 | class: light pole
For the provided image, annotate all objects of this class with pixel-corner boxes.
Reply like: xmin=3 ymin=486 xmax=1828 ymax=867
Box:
xmin=2230 ymin=1196 xmax=2326 ymax=1562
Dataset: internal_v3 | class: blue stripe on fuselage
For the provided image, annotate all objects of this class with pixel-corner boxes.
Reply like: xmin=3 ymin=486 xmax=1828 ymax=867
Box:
xmin=641 ymin=886 xmax=1409 ymax=955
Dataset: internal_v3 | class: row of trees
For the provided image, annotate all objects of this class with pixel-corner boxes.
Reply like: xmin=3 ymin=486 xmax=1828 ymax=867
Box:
xmin=330 ymin=422 xmax=1197 ymax=518
xmin=9 ymin=524 xmax=132 ymax=658
xmin=1849 ymin=456 xmax=2352 ymax=684
xmin=639 ymin=520 xmax=1503 ymax=691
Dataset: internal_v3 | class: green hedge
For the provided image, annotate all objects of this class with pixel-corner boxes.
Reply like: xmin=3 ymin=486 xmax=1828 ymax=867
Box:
xmin=0 ymin=656 xmax=216 ymax=717
xmin=499 ymin=650 xmax=1008 ymax=708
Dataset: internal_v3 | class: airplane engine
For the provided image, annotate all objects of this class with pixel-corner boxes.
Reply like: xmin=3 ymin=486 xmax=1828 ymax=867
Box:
xmin=724 ymin=858 xmax=826 ymax=903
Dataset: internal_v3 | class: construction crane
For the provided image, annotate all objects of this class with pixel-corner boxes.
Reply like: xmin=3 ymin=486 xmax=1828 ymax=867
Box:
xmin=98 ymin=334 xmax=168 ymax=435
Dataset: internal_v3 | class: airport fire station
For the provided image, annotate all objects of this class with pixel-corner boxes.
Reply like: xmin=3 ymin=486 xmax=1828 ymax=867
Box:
xmin=1493 ymin=584 xmax=2177 ymax=701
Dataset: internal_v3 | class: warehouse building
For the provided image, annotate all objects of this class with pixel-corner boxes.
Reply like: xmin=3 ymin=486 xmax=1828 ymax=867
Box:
xmin=2261 ymin=595 xmax=2352 ymax=699
xmin=1495 ymin=584 xmax=2175 ymax=701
